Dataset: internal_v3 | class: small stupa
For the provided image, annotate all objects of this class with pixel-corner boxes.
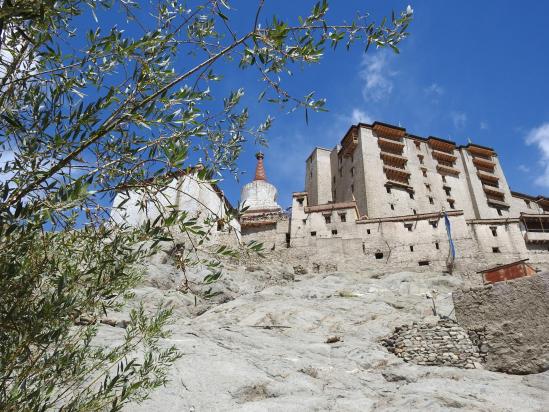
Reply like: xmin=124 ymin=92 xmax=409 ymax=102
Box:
xmin=240 ymin=152 xmax=282 ymax=213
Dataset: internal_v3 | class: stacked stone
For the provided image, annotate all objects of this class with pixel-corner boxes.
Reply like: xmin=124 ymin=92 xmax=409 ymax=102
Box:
xmin=467 ymin=328 xmax=488 ymax=362
xmin=382 ymin=320 xmax=483 ymax=369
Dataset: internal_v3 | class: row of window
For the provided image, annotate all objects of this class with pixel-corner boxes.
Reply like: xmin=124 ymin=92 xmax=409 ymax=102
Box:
xmin=324 ymin=213 xmax=346 ymax=223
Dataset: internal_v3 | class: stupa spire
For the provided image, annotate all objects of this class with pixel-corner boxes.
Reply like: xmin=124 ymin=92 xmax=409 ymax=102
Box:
xmin=254 ymin=152 xmax=267 ymax=181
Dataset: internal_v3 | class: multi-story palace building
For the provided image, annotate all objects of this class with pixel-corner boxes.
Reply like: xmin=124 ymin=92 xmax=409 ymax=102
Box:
xmin=240 ymin=121 xmax=549 ymax=273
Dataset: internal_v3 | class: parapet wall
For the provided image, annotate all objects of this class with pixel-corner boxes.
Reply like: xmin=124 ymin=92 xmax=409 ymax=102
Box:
xmin=453 ymin=272 xmax=549 ymax=374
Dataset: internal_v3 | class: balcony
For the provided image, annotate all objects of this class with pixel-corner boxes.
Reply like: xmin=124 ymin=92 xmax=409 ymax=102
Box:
xmin=524 ymin=231 xmax=549 ymax=243
xmin=341 ymin=127 xmax=358 ymax=157
xmin=436 ymin=163 xmax=460 ymax=176
xmin=383 ymin=164 xmax=410 ymax=184
xmin=372 ymin=122 xmax=406 ymax=140
xmin=380 ymin=152 xmax=407 ymax=168
xmin=487 ymin=198 xmax=509 ymax=208
xmin=378 ymin=136 xmax=405 ymax=154
xmin=427 ymin=137 xmax=456 ymax=153
xmin=467 ymin=144 xmax=495 ymax=158
xmin=431 ymin=149 xmax=457 ymax=163
xmin=473 ymin=156 xmax=496 ymax=172
xmin=477 ymin=170 xmax=499 ymax=184
xmin=483 ymin=185 xmax=505 ymax=199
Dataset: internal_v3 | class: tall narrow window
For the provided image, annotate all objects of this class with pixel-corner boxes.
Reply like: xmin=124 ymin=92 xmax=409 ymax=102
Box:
xmin=386 ymin=186 xmax=392 ymax=194
xmin=409 ymin=192 xmax=414 ymax=199
xmin=497 ymin=208 xmax=503 ymax=216
xmin=448 ymin=200 xmax=455 ymax=209
xmin=339 ymin=213 xmax=347 ymax=222
xmin=324 ymin=214 xmax=331 ymax=224
xmin=491 ymin=227 xmax=498 ymax=237
xmin=429 ymin=196 xmax=434 ymax=204
xmin=425 ymin=183 xmax=431 ymax=192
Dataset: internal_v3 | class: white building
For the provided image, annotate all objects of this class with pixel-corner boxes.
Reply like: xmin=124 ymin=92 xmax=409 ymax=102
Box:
xmin=111 ymin=166 xmax=240 ymax=242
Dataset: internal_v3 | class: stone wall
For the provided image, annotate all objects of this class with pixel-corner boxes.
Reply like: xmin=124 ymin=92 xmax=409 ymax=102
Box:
xmin=382 ymin=320 xmax=483 ymax=369
xmin=453 ymin=272 xmax=549 ymax=374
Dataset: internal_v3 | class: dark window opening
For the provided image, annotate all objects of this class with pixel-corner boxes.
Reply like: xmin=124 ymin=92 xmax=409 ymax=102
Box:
xmin=418 ymin=260 xmax=430 ymax=266
xmin=497 ymin=208 xmax=503 ymax=216
xmin=430 ymin=221 xmax=438 ymax=228
xmin=442 ymin=175 xmax=447 ymax=183
xmin=302 ymin=219 xmax=307 ymax=223
xmin=386 ymin=186 xmax=392 ymax=194
xmin=429 ymin=196 xmax=434 ymax=205
xmin=405 ymin=223 xmax=413 ymax=232
xmin=331 ymin=229 xmax=338 ymax=235
xmin=297 ymin=198 xmax=304 ymax=206
xmin=409 ymin=192 xmax=414 ymax=199
xmin=367 ymin=229 xmax=371 ymax=234
xmin=362 ymin=243 xmax=366 ymax=254
xmin=491 ymin=227 xmax=498 ymax=237
xmin=409 ymin=245 xmax=414 ymax=252
xmin=375 ymin=252 xmax=384 ymax=259
xmin=390 ymin=204 xmax=395 ymax=210
xmin=351 ymin=167 xmax=355 ymax=176
xmin=425 ymin=184 xmax=431 ymax=192
xmin=422 ymin=170 xmax=427 ymax=177
xmin=448 ymin=200 xmax=455 ymax=209
xmin=285 ymin=233 xmax=290 ymax=248
xmin=339 ymin=213 xmax=347 ymax=222
xmin=435 ymin=242 xmax=440 ymax=249
xmin=413 ymin=209 xmax=417 ymax=215
xmin=444 ymin=187 xmax=451 ymax=196
xmin=418 ymin=155 xmax=424 ymax=165
xmin=311 ymin=231 xmax=317 ymax=237
xmin=324 ymin=215 xmax=331 ymax=224
xmin=217 ymin=221 xmax=224 ymax=231
xmin=492 ymin=247 xmax=500 ymax=253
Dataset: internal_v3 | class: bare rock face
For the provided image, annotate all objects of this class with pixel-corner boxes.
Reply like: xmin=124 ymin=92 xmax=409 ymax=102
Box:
xmin=453 ymin=272 xmax=549 ymax=375
xmin=92 ymin=263 xmax=549 ymax=411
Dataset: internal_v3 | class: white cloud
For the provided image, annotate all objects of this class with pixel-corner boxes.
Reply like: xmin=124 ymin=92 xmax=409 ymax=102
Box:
xmin=424 ymin=83 xmax=444 ymax=97
xmin=451 ymin=111 xmax=467 ymax=129
xmin=350 ymin=108 xmax=373 ymax=124
xmin=480 ymin=121 xmax=489 ymax=130
xmin=525 ymin=123 xmax=549 ymax=187
xmin=518 ymin=164 xmax=530 ymax=173
xmin=360 ymin=52 xmax=395 ymax=101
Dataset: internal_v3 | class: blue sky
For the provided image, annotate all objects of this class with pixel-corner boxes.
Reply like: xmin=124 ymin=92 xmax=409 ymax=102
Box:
xmin=216 ymin=1 xmax=549 ymax=209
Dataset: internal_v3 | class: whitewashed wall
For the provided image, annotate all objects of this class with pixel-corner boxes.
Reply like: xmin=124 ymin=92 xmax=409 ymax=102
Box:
xmin=110 ymin=173 xmax=240 ymax=241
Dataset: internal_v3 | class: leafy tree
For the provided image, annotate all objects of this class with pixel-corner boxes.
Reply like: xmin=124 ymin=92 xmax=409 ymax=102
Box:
xmin=0 ymin=0 xmax=412 ymax=410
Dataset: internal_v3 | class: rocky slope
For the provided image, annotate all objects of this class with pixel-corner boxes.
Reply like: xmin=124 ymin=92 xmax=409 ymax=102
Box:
xmin=98 ymin=259 xmax=549 ymax=411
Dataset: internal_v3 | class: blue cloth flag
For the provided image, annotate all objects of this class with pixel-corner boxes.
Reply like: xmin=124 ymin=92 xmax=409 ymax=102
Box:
xmin=444 ymin=213 xmax=456 ymax=259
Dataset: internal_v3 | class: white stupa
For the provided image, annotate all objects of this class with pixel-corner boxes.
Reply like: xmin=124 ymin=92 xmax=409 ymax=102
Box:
xmin=240 ymin=152 xmax=282 ymax=213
